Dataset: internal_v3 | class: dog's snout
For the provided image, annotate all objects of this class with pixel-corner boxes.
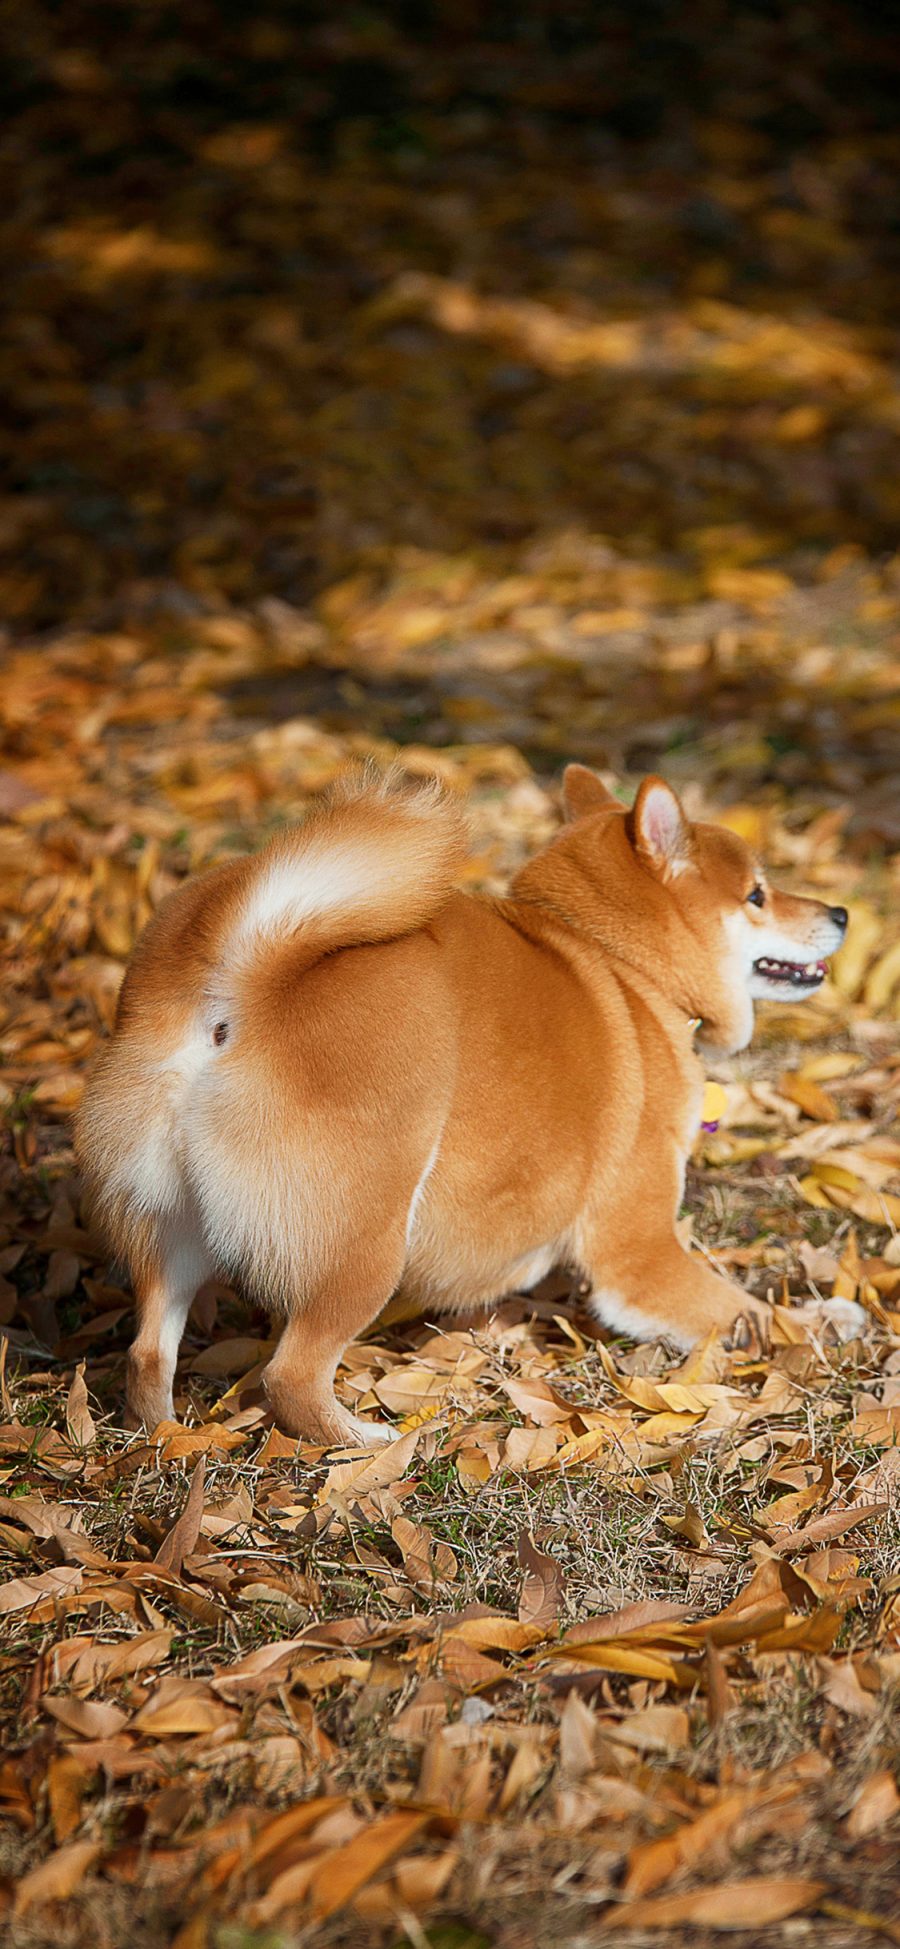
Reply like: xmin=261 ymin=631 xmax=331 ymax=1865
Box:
xmin=829 ymin=905 xmax=848 ymax=934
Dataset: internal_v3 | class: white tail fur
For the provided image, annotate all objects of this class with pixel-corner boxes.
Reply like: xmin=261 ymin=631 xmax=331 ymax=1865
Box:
xmin=209 ymin=769 xmax=467 ymax=1015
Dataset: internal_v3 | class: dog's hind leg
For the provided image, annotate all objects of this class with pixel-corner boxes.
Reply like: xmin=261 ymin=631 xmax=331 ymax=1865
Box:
xmin=263 ymin=1229 xmax=409 ymax=1447
xmin=126 ymin=1213 xmax=215 ymax=1431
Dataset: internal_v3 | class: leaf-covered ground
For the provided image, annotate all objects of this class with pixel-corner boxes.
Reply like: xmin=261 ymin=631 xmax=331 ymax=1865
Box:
xmin=1 ymin=5 xmax=899 ymax=1946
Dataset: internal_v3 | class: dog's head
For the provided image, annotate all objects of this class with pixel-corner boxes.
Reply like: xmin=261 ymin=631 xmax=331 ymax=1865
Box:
xmin=557 ymin=766 xmax=847 ymax=1054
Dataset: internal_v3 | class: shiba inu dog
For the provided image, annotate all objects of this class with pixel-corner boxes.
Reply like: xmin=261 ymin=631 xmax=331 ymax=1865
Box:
xmin=76 ymin=765 xmax=856 ymax=1445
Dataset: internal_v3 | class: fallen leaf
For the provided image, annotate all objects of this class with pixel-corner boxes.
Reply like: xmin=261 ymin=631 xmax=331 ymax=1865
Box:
xmin=13 ymin=1839 xmax=104 ymax=1913
xmin=154 ymin=1457 xmax=206 ymax=1575
xmin=606 ymin=1877 xmax=827 ymax=1930
xmin=308 ymin=1809 xmax=430 ymax=1919
xmin=65 ymin=1363 xmax=96 ymax=1448
xmin=844 ymin=1769 xmax=900 ymax=1839
xmin=517 ymin=1531 xmax=563 ymax=1628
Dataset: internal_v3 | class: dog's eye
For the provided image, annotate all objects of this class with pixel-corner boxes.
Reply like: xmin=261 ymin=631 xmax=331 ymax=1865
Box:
xmin=746 ymin=884 xmax=766 ymax=908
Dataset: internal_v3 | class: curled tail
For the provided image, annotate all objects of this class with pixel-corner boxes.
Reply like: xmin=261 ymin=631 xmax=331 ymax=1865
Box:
xmin=209 ymin=768 xmax=468 ymax=1016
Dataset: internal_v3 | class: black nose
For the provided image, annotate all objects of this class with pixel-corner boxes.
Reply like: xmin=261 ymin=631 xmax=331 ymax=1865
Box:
xmin=829 ymin=905 xmax=848 ymax=932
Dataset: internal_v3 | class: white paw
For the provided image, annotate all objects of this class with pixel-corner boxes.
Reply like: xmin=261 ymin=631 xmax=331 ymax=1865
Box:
xmin=344 ymin=1414 xmax=398 ymax=1447
xmin=795 ymin=1296 xmax=868 ymax=1341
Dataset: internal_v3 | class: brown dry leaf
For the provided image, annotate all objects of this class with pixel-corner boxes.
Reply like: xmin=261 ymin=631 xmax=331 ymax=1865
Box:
xmin=0 ymin=1565 xmax=83 ymax=1614
xmin=817 ymin=1658 xmax=879 ymax=1719
xmin=517 ymin=1531 xmax=563 ymax=1628
xmin=46 ymin=1753 xmax=93 ymax=1844
xmin=607 ymin=1704 xmax=690 ymax=1755
xmin=308 ymin=1809 xmax=430 ymax=1920
xmin=497 ymin=1737 xmax=547 ymax=1812
xmin=242 ymin=1796 xmax=348 ymax=1874
xmin=208 ymin=1637 xmax=313 ymax=1702
xmin=188 ymin=1335 xmax=276 ymax=1377
xmin=624 ymin=1788 xmax=757 ymax=1898
xmin=443 ymin=1615 xmax=544 ymax=1655
xmin=606 ymin=1876 xmax=827 ymax=1930
xmin=393 ymin=1847 xmax=459 ymax=1907
xmin=596 ymin=1342 xmax=737 ymax=1418
xmin=502 ymin=1424 xmax=561 ymax=1472
xmin=500 ymin=1375 xmax=575 ymax=1425
xmin=43 ymin=1695 xmax=129 ymax=1740
xmin=559 ymin=1690 xmax=601 ymax=1780
xmin=133 ymin=1678 xmax=235 ymax=1738
xmin=844 ymin=1769 xmax=900 ymax=1839
xmin=373 ymin=1366 xmax=455 ymax=1416
xmin=154 ymin=1457 xmax=206 ymax=1575
xmin=391 ymin=1513 xmax=457 ymax=1589
xmin=61 ymin=1629 xmax=174 ymax=1692
xmin=779 ymin=1072 xmax=838 ymax=1122
xmin=758 ymin=1461 xmax=833 ymax=1531
xmin=65 ymin=1363 xmax=96 ymax=1448
xmin=157 ymin=1424 xmax=247 ymax=1460
xmin=13 ymin=1839 xmax=104 ymax=1914
xmin=319 ymin=1425 xmax=421 ymax=1503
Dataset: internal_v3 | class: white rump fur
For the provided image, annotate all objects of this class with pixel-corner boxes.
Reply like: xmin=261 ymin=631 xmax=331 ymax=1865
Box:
xmin=86 ymin=769 xmax=467 ymax=1288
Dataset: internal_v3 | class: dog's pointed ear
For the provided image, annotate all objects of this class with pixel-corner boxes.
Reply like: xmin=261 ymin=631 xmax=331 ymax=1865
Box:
xmin=628 ymin=776 xmax=689 ymax=876
xmin=562 ymin=765 xmax=618 ymax=822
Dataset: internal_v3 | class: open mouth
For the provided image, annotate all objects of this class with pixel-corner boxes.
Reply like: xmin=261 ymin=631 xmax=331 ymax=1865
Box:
xmin=753 ymin=955 xmax=827 ymax=990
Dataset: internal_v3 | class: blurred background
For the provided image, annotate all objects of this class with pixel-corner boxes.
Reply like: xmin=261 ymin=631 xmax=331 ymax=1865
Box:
xmin=2 ymin=0 xmax=899 ymax=1143
xmin=2 ymin=0 xmax=899 ymax=794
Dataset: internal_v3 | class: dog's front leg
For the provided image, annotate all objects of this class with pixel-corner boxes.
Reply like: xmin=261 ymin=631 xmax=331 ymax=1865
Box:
xmin=582 ymin=1228 xmax=769 ymax=1352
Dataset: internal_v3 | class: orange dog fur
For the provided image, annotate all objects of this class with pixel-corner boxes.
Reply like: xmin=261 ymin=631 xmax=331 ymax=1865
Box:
xmin=76 ymin=765 xmax=855 ymax=1444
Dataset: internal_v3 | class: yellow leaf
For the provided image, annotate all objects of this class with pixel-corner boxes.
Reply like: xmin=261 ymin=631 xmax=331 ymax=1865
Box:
xmin=812 ymin=1162 xmax=861 ymax=1194
xmin=779 ymin=1073 xmax=837 ymax=1123
xmin=597 ymin=1344 xmax=732 ymax=1418
xmin=797 ymin=1175 xmax=833 ymax=1211
xmin=546 ymin=1641 xmax=687 ymax=1684
xmin=550 ymin=1427 xmax=612 ymax=1469
xmin=638 ymin=1410 xmax=705 ymax=1440
xmin=702 ymin=1081 xmax=728 ymax=1125
xmin=864 ymin=936 xmax=900 ymax=1012
xmin=824 ymin=1183 xmax=900 ymax=1227
xmin=707 ymin=567 xmax=792 ymax=605
xmin=718 ymin=805 xmax=768 ymax=846
xmin=797 ymin=1052 xmax=860 ymax=1083
xmin=456 ymin=1448 xmax=493 ymax=1493
xmin=830 ymin=902 xmax=882 ymax=999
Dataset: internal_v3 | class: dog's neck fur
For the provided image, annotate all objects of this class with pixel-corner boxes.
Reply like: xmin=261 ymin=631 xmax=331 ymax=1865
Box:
xmin=510 ymin=813 xmax=704 ymax=1029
